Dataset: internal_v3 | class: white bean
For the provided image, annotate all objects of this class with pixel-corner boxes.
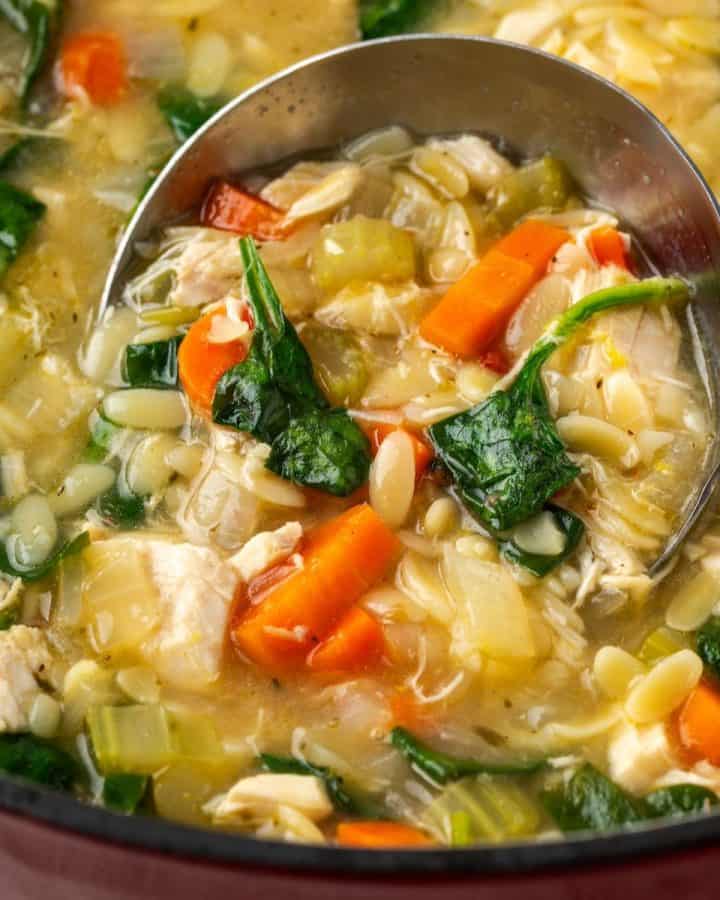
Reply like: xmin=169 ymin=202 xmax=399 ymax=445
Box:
xmin=187 ymin=32 xmax=232 ymax=98
xmin=511 ymin=511 xmax=566 ymax=556
xmin=103 ymin=389 xmax=187 ymax=430
xmin=126 ymin=434 xmax=179 ymax=497
xmin=666 ymin=570 xmax=720 ymax=632
xmin=625 ymin=649 xmax=703 ymax=724
xmin=29 ymin=694 xmax=61 ymax=739
xmin=166 ymin=443 xmax=205 ymax=480
xmin=8 ymin=494 xmax=58 ymax=568
xmin=556 ymin=414 xmax=639 ymax=469
xmin=116 ymin=666 xmax=160 ymax=704
xmin=80 ymin=307 xmax=138 ymax=384
xmin=49 ymin=464 xmax=116 ymax=517
xmin=132 ymin=325 xmax=178 ymax=344
xmin=370 ymin=430 xmax=416 ymax=529
xmin=424 ymin=497 xmax=459 ymax=539
xmin=593 ymin=646 xmax=645 ymax=699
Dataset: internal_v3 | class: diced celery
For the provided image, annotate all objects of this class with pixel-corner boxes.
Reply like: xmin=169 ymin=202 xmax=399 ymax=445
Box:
xmin=171 ymin=713 xmax=225 ymax=767
xmin=87 ymin=705 xmax=177 ymax=774
xmin=488 ymin=157 xmax=575 ymax=231
xmin=637 ymin=626 xmax=688 ymax=665
xmin=312 ymin=216 xmax=416 ymax=295
xmin=153 ymin=760 xmax=236 ymax=826
xmin=139 ymin=306 xmax=200 ymax=327
xmin=300 ymin=323 xmax=369 ymax=406
xmin=423 ymin=775 xmax=541 ymax=845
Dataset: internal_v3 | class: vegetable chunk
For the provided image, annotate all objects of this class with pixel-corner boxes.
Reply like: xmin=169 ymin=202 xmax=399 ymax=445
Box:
xmin=0 ymin=181 xmax=45 ymax=280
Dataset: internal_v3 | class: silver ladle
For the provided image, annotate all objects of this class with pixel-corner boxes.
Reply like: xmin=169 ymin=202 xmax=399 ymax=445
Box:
xmin=99 ymin=35 xmax=720 ymax=574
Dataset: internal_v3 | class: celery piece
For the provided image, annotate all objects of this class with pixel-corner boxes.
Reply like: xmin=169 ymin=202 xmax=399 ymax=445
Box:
xmin=171 ymin=713 xmax=225 ymax=767
xmin=488 ymin=157 xmax=575 ymax=231
xmin=312 ymin=216 xmax=416 ymax=295
xmin=424 ymin=776 xmax=541 ymax=844
xmin=637 ymin=626 xmax=687 ymax=665
xmin=139 ymin=306 xmax=201 ymax=327
xmin=87 ymin=705 xmax=177 ymax=775
xmin=300 ymin=324 xmax=369 ymax=407
xmin=54 ymin=553 xmax=83 ymax=628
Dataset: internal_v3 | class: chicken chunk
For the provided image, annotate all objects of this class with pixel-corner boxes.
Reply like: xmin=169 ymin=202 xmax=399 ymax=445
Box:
xmin=168 ymin=232 xmax=244 ymax=308
xmin=0 ymin=626 xmax=55 ymax=733
xmin=229 ymin=522 xmax=303 ymax=582
xmin=607 ymin=720 xmax=677 ymax=794
xmin=142 ymin=541 xmax=239 ymax=692
xmin=210 ymin=773 xmax=332 ymax=825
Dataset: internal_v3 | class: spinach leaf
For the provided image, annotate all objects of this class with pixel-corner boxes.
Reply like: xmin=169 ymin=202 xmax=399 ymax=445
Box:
xmin=96 ymin=483 xmax=145 ymax=530
xmin=541 ymin=764 xmax=645 ymax=832
xmin=0 ymin=733 xmax=77 ymax=790
xmin=213 ymin=237 xmax=325 ymax=442
xmin=0 ymin=605 xmax=18 ymax=630
xmin=102 ymin=773 xmax=148 ymax=814
xmin=697 ymin=616 xmax=720 ymax=682
xmin=212 ymin=239 xmax=371 ymax=496
xmin=259 ymin=753 xmax=384 ymax=818
xmin=0 ymin=180 xmax=45 ymax=278
xmin=122 ymin=336 xmax=182 ymax=389
xmin=390 ymin=727 xmax=545 ymax=784
xmin=500 ymin=505 xmax=585 ymax=577
xmin=267 ymin=408 xmax=371 ymax=498
xmin=359 ymin=0 xmax=436 ymax=39
xmin=429 ymin=278 xmax=688 ymax=533
xmin=0 ymin=531 xmax=88 ymax=582
xmin=0 ymin=0 xmax=61 ymax=106
xmin=644 ymin=784 xmax=718 ymax=819
xmin=157 ymin=86 xmax=224 ymax=144
xmin=0 ymin=138 xmax=32 ymax=174
xmin=83 ymin=412 xmax=122 ymax=464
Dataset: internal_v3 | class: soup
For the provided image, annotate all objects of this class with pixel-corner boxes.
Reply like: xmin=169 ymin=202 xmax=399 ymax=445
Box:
xmin=0 ymin=0 xmax=720 ymax=850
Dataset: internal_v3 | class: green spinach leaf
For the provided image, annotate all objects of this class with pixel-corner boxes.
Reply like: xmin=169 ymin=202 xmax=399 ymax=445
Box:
xmin=157 ymin=86 xmax=224 ymax=144
xmin=390 ymin=727 xmax=545 ymax=784
xmin=122 ymin=336 xmax=182 ymax=389
xmin=0 ymin=180 xmax=45 ymax=278
xmin=0 ymin=138 xmax=32 ymax=174
xmin=0 ymin=531 xmax=88 ymax=582
xmin=0 ymin=733 xmax=77 ymax=790
xmin=259 ymin=753 xmax=384 ymax=819
xmin=0 ymin=0 xmax=61 ymax=106
xmin=102 ymin=773 xmax=148 ymax=814
xmin=359 ymin=0 xmax=437 ymax=39
xmin=429 ymin=278 xmax=688 ymax=533
xmin=697 ymin=616 xmax=720 ymax=682
xmin=542 ymin=764 xmax=646 ymax=832
xmin=644 ymin=784 xmax=718 ymax=819
xmin=83 ymin=411 xmax=123 ymax=464
xmin=267 ymin=408 xmax=371 ymax=498
xmin=213 ymin=237 xmax=325 ymax=442
xmin=500 ymin=505 xmax=585 ymax=577
xmin=96 ymin=483 xmax=145 ymax=530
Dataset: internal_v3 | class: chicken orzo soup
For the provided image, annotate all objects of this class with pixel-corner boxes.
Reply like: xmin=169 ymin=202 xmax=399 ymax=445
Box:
xmin=1 ymin=0 xmax=720 ymax=850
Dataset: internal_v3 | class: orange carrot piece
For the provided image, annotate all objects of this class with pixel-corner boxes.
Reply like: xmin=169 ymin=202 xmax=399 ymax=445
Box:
xmin=232 ymin=504 xmax=401 ymax=672
xmin=363 ymin=422 xmax=434 ymax=480
xmin=419 ymin=220 xmax=570 ymax=358
xmin=678 ymin=681 xmax=720 ymax=765
xmin=336 ymin=821 xmax=434 ymax=848
xmin=588 ymin=226 xmax=629 ymax=269
xmin=308 ymin=606 xmax=385 ymax=673
xmin=390 ymin=690 xmax=435 ymax=733
xmin=59 ymin=32 xmax=127 ymax=106
xmin=201 ymin=181 xmax=288 ymax=241
xmin=493 ymin=220 xmax=570 ymax=280
xmin=178 ymin=303 xmax=250 ymax=415
xmin=480 ymin=346 xmax=511 ymax=375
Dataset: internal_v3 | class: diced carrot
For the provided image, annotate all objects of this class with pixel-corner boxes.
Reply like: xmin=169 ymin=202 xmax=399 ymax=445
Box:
xmin=362 ymin=422 xmax=434 ymax=480
xmin=588 ymin=226 xmax=629 ymax=269
xmin=201 ymin=181 xmax=288 ymax=241
xmin=59 ymin=32 xmax=127 ymax=106
xmin=336 ymin=821 xmax=434 ymax=848
xmin=493 ymin=220 xmax=570 ymax=279
xmin=178 ymin=303 xmax=250 ymax=415
xmin=419 ymin=220 xmax=570 ymax=358
xmin=308 ymin=606 xmax=385 ymax=673
xmin=678 ymin=680 xmax=720 ymax=765
xmin=232 ymin=504 xmax=401 ymax=672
